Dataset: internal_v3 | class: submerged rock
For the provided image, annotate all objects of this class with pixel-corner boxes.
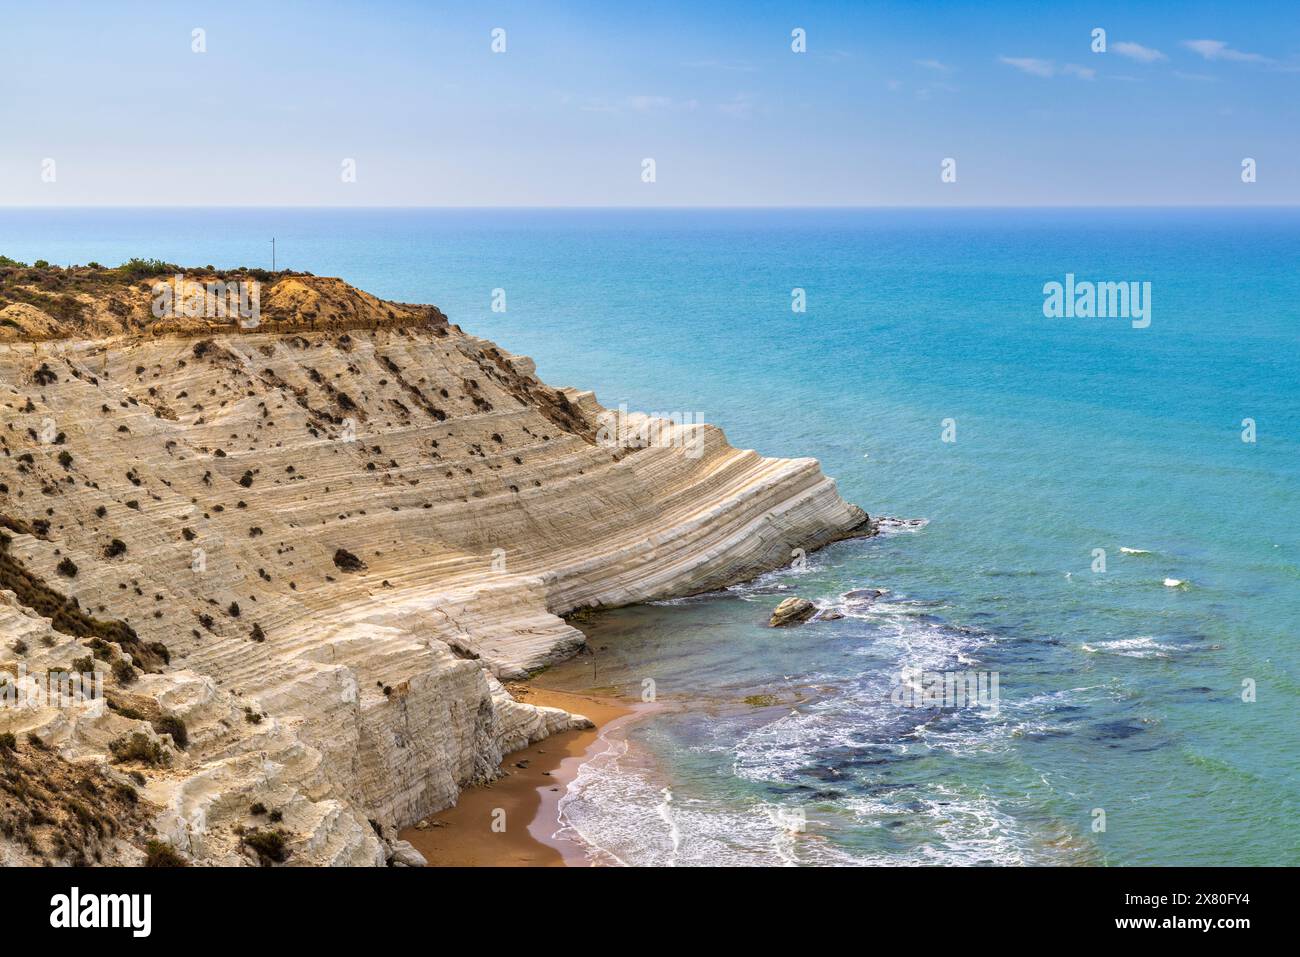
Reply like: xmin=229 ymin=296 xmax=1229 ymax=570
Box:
xmin=770 ymin=597 xmax=817 ymax=627
xmin=817 ymin=609 xmax=845 ymax=621
xmin=843 ymin=588 xmax=885 ymax=604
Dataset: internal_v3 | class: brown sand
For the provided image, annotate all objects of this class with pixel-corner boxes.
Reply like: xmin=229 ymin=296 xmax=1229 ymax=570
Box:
xmin=399 ymin=686 xmax=635 ymax=866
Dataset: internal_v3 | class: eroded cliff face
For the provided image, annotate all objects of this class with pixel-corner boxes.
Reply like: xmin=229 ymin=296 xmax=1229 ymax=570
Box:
xmin=0 ymin=268 xmax=869 ymax=865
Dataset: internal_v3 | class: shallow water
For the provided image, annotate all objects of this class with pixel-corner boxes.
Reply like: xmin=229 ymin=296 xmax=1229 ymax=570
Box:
xmin=4 ymin=207 xmax=1297 ymax=865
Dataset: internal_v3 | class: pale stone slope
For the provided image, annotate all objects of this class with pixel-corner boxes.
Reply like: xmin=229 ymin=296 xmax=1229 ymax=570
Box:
xmin=0 ymin=272 xmax=869 ymax=865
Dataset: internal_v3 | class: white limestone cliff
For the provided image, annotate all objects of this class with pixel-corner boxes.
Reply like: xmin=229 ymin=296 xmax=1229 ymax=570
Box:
xmin=0 ymin=272 xmax=869 ymax=865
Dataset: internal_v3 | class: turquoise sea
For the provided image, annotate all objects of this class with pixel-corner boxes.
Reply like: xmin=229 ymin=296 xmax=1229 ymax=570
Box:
xmin=3 ymin=207 xmax=1297 ymax=865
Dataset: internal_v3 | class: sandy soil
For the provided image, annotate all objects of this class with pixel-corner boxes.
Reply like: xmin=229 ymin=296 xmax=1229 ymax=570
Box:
xmin=399 ymin=686 xmax=635 ymax=866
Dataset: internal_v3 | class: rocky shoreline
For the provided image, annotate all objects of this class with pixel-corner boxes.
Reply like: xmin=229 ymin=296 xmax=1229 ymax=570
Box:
xmin=0 ymin=266 xmax=870 ymax=865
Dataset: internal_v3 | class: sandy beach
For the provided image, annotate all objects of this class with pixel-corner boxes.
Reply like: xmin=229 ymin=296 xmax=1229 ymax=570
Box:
xmin=399 ymin=685 xmax=636 ymax=866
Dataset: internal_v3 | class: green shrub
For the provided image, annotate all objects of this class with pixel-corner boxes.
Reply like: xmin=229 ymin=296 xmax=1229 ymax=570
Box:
xmin=144 ymin=840 xmax=188 ymax=867
xmin=111 ymin=658 xmax=137 ymax=685
xmin=108 ymin=732 xmax=167 ymax=766
xmin=109 ymin=701 xmax=145 ymax=720
xmin=151 ymin=714 xmax=188 ymax=749
xmin=242 ymin=828 xmax=289 ymax=865
xmin=114 ymin=258 xmax=179 ymax=280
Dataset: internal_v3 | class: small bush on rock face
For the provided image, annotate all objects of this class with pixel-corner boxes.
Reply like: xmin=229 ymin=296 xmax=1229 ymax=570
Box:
xmin=0 ymin=732 xmax=16 ymax=753
xmin=56 ymin=557 xmax=78 ymax=578
xmin=144 ymin=840 xmax=188 ymax=867
xmin=332 ymin=548 xmax=366 ymax=572
xmin=111 ymin=659 xmax=137 ymax=685
xmin=250 ymin=802 xmax=267 ymax=815
xmin=242 ymin=828 xmax=289 ymax=865
xmin=108 ymin=732 xmax=167 ymax=766
xmin=103 ymin=539 xmax=127 ymax=558
xmin=151 ymin=715 xmax=188 ymax=749
xmin=109 ymin=701 xmax=144 ymax=720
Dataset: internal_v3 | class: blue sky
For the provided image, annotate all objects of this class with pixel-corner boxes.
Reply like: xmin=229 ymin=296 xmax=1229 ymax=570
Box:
xmin=1 ymin=0 xmax=1296 ymax=205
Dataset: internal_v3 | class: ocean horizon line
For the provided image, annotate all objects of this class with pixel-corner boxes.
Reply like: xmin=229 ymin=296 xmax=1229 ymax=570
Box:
xmin=2 ymin=203 xmax=1298 ymax=212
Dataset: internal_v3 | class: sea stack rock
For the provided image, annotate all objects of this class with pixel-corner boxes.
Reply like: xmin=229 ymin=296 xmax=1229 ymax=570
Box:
xmin=770 ymin=597 xmax=817 ymax=627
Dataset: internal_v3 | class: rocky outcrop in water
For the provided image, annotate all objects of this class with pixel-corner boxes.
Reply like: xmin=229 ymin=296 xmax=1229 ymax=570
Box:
xmin=769 ymin=597 xmax=818 ymax=627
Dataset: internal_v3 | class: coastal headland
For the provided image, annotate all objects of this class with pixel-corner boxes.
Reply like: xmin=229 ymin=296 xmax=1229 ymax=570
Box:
xmin=0 ymin=262 xmax=870 ymax=865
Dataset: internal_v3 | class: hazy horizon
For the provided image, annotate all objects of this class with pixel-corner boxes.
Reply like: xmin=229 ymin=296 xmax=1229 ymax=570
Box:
xmin=3 ymin=203 xmax=1300 ymax=210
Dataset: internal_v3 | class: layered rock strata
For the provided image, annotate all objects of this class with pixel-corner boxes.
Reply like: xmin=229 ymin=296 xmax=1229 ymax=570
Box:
xmin=0 ymin=267 xmax=870 ymax=865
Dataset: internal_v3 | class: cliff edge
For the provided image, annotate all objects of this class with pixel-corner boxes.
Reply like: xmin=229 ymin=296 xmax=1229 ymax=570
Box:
xmin=0 ymin=263 xmax=870 ymax=865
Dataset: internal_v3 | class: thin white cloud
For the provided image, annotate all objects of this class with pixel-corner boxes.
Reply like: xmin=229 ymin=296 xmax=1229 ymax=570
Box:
xmin=628 ymin=95 xmax=674 ymax=111
xmin=1113 ymin=41 xmax=1167 ymax=63
xmin=1000 ymin=56 xmax=1055 ymax=77
xmin=1183 ymin=39 xmax=1269 ymax=63
xmin=717 ymin=94 xmax=754 ymax=117
xmin=683 ymin=59 xmax=758 ymax=73
xmin=579 ymin=95 xmax=699 ymax=115
xmin=914 ymin=58 xmax=952 ymax=72
xmin=1000 ymin=57 xmax=1094 ymax=79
